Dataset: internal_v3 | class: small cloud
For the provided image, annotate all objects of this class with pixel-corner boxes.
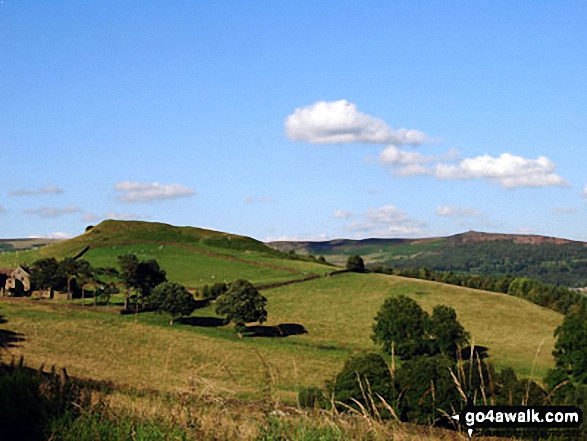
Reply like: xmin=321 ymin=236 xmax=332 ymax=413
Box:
xmin=23 ymin=206 xmax=82 ymax=218
xmin=582 ymin=185 xmax=587 ymax=199
xmin=28 ymin=232 xmax=72 ymax=239
xmin=115 ymin=181 xmax=196 ymax=202
xmin=9 ymin=186 xmax=64 ymax=196
xmin=345 ymin=205 xmax=427 ymax=237
xmin=334 ymin=209 xmax=353 ymax=219
xmin=265 ymin=233 xmax=332 ymax=242
xmin=285 ymin=100 xmax=430 ymax=145
xmin=245 ymin=196 xmax=273 ymax=204
xmin=437 ymin=205 xmax=483 ymax=217
xmin=552 ymin=207 xmax=577 ymax=214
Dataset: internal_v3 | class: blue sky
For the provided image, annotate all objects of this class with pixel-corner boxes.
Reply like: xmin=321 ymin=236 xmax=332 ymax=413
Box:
xmin=1 ymin=1 xmax=586 ymax=241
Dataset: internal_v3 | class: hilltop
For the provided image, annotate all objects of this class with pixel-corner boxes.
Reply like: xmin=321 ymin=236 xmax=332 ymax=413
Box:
xmin=0 ymin=220 xmax=334 ymax=287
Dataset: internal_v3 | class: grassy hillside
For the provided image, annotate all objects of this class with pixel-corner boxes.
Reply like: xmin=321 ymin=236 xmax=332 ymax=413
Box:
xmin=0 ymin=220 xmax=333 ymax=287
xmin=268 ymin=232 xmax=587 ymax=286
xmin=0 ymin=272 xmax=562 ymax=404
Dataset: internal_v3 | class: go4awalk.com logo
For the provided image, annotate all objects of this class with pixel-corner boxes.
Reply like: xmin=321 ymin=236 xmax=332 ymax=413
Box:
xmin=452 ymin=405 xmax=583 ymax=438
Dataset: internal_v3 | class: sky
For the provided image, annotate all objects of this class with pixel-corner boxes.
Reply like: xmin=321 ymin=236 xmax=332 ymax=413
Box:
xmin=1 ymin=1 xmax=587 ymax=242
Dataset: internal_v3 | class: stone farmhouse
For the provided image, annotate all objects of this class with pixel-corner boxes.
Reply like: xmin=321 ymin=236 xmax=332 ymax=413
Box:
xmin=0 ymin=266 xmax=31 ymax=295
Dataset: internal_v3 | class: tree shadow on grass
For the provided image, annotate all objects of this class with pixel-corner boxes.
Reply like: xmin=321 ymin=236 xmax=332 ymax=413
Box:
xmin=244 ymin=323 xmax=308 ymax=338
xmin=0 ymin=315 xmax=24 ymax=349
xmin=178 ymin=316 xmax=226 ymax=327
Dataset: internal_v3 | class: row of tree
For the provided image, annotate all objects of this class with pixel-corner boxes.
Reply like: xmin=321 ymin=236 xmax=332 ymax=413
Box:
xmin=370 ymin=265 xmax=587 ymax=314
xmin=27 ymin=254 xmax=269 ymax=332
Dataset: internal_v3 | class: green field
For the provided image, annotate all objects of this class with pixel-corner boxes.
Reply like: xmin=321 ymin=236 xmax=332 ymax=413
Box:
xmin=0 ymin=272 xmax=562 ymax=405
xmin=0 ymin=220 xmax=565 ymax=409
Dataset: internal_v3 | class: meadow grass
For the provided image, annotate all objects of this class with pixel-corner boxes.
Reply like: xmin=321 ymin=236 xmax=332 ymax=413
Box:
xmin=0 ymin=272 xmax=562 ymax=408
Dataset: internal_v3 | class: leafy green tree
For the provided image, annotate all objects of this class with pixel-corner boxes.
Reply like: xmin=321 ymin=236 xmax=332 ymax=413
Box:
xmin=215 ymin=279 xmax=267 ymax=332
xmin=552 ymin=306 xmax=587 ymax=383
xmin=346 ymin=255 xmax=365 ymax=273
xmin=117 ymin=254 xmax=166 ymax=307
xmin=429 ymin=305 xmax=469 ymax=359
xmin=328 ymin=352 xmax=394 ymax=416
xmin=58 ymin=258 xmax=92 ymax=299
xmin=151 ymin=282 xmax=197 ymax=326
xmin=372 ymin=295 xmax=429 ymax=359
xmin=394 ymin=354 xmax=461 ymax=425
xmin=29 ymin=258 xmax=64 ymax=298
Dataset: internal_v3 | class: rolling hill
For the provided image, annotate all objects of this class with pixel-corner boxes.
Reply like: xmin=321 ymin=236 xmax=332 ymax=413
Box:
xmin=268 ymin=231 xmax=587 ymax=286
xmin=0 ymin=220 xmax=334 ymax=287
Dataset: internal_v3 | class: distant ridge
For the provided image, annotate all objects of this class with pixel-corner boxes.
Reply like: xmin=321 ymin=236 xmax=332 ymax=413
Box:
xmin=446 ymin=230 xmax=581 ymax=246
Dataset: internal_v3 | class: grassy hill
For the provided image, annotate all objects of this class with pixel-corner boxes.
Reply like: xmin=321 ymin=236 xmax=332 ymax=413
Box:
xmin=0 ymin=220 xmax=334 ymax=287
xmin=0 ymin=220 xmax=567 ymax=438
xmin=0 ymin=272 xmax=562 ymax=402
xmin=268 ymin=231 xmax=587 ymax=286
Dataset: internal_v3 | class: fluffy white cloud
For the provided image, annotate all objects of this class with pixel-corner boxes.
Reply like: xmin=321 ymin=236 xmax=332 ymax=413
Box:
xmin=346 ymin=205 xmax=426 ymax=237
xmin=285 ymin=100 xmax=429 ymax=145
xmin=433 ymin=153 xmax=568 ymax=188
xmin=334 ymin=209 xmax=353 ymax=219
xmin=437 ymin=205 xmax=483 ymax=217
xmin=23 ymin=206 xmax=82 ymax=218
xmin=379 ymin=146 xmax=568 ymax=189
xmin=9 ymin=186 xmax=64 ymax=196
xmin=115 ymin=182 xmax=196 ymax=202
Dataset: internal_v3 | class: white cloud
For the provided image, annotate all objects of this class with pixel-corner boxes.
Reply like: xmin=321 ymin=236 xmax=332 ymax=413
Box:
xmin=437 ymin=205 xmax=483 ymax=217
xmin=264 ymin=233 xmax=332 ymax=242
xmin=433 ymin=153 xmax=568 ymax=188
xmin=115 ymin=181 xmax=196 ymax=202
xmin=345 ymin=205 xmax=427 ymax=237
xmin=28 ymin=232 xmax=73 ymax=239
xmin=285 ymin=100 xmax=429 ymax=145
xmin=23 ymin=206 xmax=82 ymax=218
xmin=9 ymin=186 xmax=64 ymax=196
xmin=379 ymin=146 xmax=568 ymax=189
xmin=582 ymin=185 xmax=587 ymax=199
xmin=334 ymin=209 xmax=353 ymax=219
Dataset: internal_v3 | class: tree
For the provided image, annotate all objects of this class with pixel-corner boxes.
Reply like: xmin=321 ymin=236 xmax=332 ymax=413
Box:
xmin=215 ymin=279 xmax=267 ymax=332
xmin=29 ymin=258 xmax=64 ymax=298
xmin=151 ymin=282 xmax=197 ymax=326
xmin=346 ymin=255 xmax=365 ymax=273
xmin=428 ymin=305 xmax=469 ymax=359
xmin=552 ymin=306 xmax=587 ymax=383
xmin=394 ymin=354 xmax=461 ymax=425
xmin=372 ymin=295 xmax=429 ymax=359
xmin=117 ymin=254 xmax=166 ymax=308
xmin=328 ymin=352 xmax=394 ymax=416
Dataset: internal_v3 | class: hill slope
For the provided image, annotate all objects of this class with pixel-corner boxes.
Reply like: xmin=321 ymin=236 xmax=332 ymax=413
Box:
xmin=0 ymin=220 xmax=334 ymax=287
xmin=268 ymin=231 xmax=587 ymax=286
